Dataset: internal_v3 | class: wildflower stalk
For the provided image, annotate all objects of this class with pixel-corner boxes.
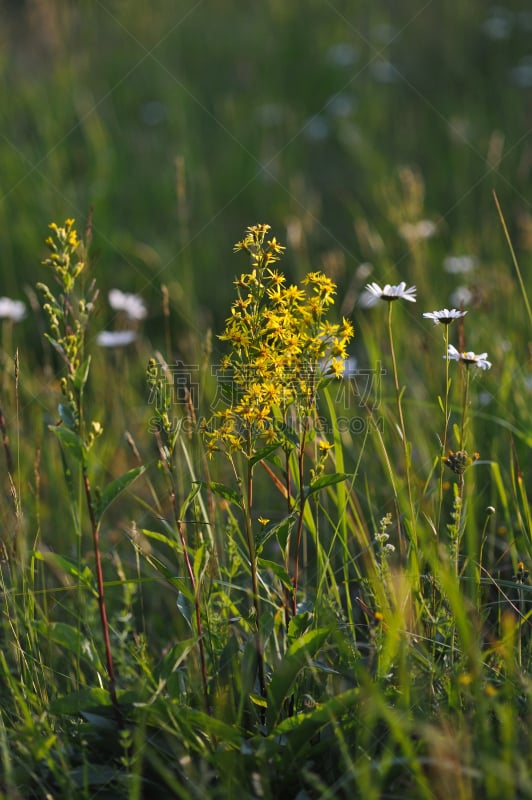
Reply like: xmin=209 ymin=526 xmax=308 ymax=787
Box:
xmin=437 ymin=324 xmax=451 ymax=529
xmin=452 ymin=363 xmax=472 ymax=567
xmin=442 ymin=344 xmax=490 ymax=578
xmin=38 ymin=219 xmax=122 ymax=726
xmin=81 ymin=467 xmax=120 ymax=716
xmin=203 ymin=224 xmax=353 ymax=704
xmin=387 ymin=302 xmax=416 ymax=547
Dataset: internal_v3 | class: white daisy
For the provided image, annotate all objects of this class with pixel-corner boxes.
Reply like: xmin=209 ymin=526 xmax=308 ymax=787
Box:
xmin=365 ymin=281 xmax=417 ymax=304
xmin=108 ymin=289 xmax=147 ymax=321
xmin=0 ymin=297 xmax=26 ymax=322
xmin=446 ymin=344 xmax=491 ymax=370
xmin=423 ymin=308 xmax=467 ymax=325
xmin=450 ymin=286 xmax=473 ymax=308
xmin=443 ymin=255 xmax=477 ymax=274
xmin=97 ymin=330 xmax=137 ymax=348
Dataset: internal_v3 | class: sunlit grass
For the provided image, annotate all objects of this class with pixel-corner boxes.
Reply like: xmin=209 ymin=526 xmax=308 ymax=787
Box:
xmin=0 ymin=209 xmax=530 ymax=798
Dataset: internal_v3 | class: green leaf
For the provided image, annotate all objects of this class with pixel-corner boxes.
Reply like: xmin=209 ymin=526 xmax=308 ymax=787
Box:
xmin=35 ymin=621 xmax=84 ymax=655
xmin=57 ymin=442 xmax=80 ymax=529
xmin=176 ymin=590 xmax=193 ymax=629
xmin=193 ymin=542 xmax=206 ymax=583
xmin=271 ymin=687 xmax=359 ymax=757
xmin=31 ymin=551 xmax=96 ymax=593
xmin=195 ymin=481 xmax=242 ymax=508
xmin=95 ymin=465 xmax=145 ymax=523
xmin=257 ymin=558 xmax=292 ymax=590
xmin=267 ymin=627 xmax=330 ymax=728
xmin=49 ymin=424 xmax=85 ymax=463
xmin=249 ymin=692 xmax=267 ymax=708
xmin=51 ymin=687 xmax=140 ymax=716
xmin=256 ymin=516 xmax=294 ymax=551
xmin=157 ymin=637 xmax=198 ymax=681
xmin=307 ymin=472 xmax=349 ymax=496
xmin=50 ymin=688 xmax=113 ymax=714
xmin=287 ymin=611 xmax=313 ymax=644
xmin=179 ymin=707 xmax=242 ymax=748
xmin=249 ymin=443 xmax=280 ymax=468
xmin=179 ymin=482 xmax=202 ymax=520
xmin=274 ymin=421 xmax=300 ymax=448
xmin=58 ymin=402 xmax=77 ymax=431
xmin=140 ymin=528 xmax=179 ymax=549
xmin=44 ymin=333 xmax=66 ymax=359
xmin=73 ymin=355 xmax=91 ymax=393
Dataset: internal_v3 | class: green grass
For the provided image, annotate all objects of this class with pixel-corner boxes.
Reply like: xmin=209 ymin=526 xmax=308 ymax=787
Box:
xmin=0 ymin=2 xmax=532 ymax=798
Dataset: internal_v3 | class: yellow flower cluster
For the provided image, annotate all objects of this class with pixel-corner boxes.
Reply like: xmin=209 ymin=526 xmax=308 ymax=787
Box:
xmin=42 ymin=219 xmax=84 ymax=293
xmin=205 ymin=225 xmax=354 ymax=455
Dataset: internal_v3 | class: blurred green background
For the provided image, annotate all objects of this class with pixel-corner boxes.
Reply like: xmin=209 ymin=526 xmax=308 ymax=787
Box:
xmin=2 ymin=0 xmax=531 ymax=360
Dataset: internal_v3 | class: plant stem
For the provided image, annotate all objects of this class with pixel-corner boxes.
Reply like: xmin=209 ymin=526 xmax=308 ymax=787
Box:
xmin=437 ymin=326 xmax=451 ymax=530
xmin=169 ymin=490 xmax=210 ymax=714
xmin=283 ymin=442 xmax=293 ymax=629
xmin=82 ymin=467 xmax=122 ymax=727
xmin=387 ymin=303 xmax=416 ymax=547
xmin=245 ymin=428 xmax=266 ymax=701
xmin=459 ymin=365 xmax=470 ymax=450
xmin=292 ymin=416 xmax=309 ymax=616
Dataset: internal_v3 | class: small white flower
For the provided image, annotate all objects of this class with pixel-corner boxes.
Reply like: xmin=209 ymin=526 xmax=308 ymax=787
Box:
xmin=0 ymin=297 xmax=26 ymax=322
xmin=443 ymin=255 xmax=477 ymax=274
xmin=97 ymin=330 xmax=137 ymax=348
xmin=423 ymin=308 xmax=467 ymax=326
xmin=450 ymin=285 xmax=473 ymax=308
xmin=365 ymin=281 xmax=417 ymax=304
xmin=446 ymin=344 xmax=491 ymax=370
xmin=108 ymin=289 xmax=147 ymax=321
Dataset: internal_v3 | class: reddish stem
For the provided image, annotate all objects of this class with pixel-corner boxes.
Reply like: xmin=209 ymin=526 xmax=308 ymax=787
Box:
xmin=82 ymin=468 xmax=122 ymax=727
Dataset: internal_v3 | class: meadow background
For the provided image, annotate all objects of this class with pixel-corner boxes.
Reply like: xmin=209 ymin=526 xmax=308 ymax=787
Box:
xmin=1 ymin=1 xmax=532 ymax=798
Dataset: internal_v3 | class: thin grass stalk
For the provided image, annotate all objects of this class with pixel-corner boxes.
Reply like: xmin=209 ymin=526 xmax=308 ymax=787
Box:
xmin=459 ymin=365 xmax=471 ymax=451
xmin=493 ymin=190 xmax=532 ymax=328
xmin=0 ymin=406 xmax=13 ymax=474
xmin=155 ymin=431 xmax=210 ymax=713
xmin=169 ymin=491 xmax=210 ymax=713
